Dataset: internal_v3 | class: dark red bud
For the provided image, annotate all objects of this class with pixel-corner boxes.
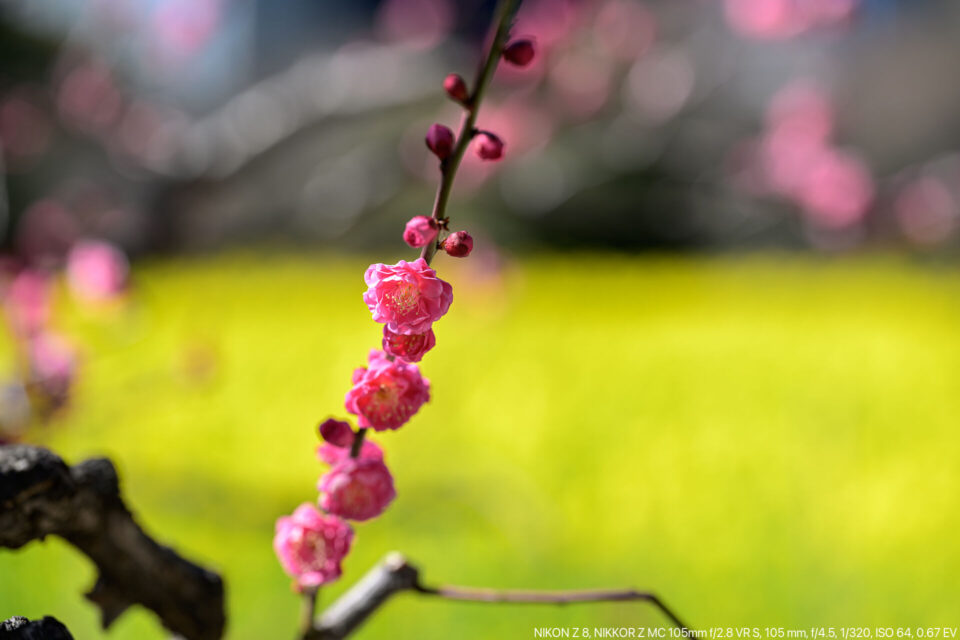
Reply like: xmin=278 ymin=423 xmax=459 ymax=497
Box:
xmin=442 ymin=231 xmax=474 ymax=258
xmin=443 ymin=73 xmax=469 ymax=104
xmin=425 ymin=123 xmax=455 ymax=160
xmin=319 ymin=418 xmax=354 ymax=447
xmin=503 ymin=39 xmax=536 ymax=67
xmin=474 ymin=131 xmax=504 ymax=161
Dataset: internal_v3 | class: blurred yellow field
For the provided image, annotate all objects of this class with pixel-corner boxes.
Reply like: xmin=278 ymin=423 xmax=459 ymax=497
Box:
xmin=2 ymin=254 xmax=959 ymax=638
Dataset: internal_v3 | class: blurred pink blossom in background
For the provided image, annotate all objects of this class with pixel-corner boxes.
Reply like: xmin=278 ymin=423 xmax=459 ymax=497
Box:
xmin=376 ymin=0 xmax=454 ymax=50
xmin=895 ymin=176 xmax=960 ymax=246
xmin=57 ymin=60 xmax=123 ymax=135
xmin=3 ymin=270 xmax=52 ymax=338
xmin=27 ymin=331 xmax=77 ymax=407
xmin=724 ymin=0 xmax=858 ymax=40
xmin=66 ymin=239 xmax=130 ymax=303
xmin=0 ymin=88 xmax=53 ymax=170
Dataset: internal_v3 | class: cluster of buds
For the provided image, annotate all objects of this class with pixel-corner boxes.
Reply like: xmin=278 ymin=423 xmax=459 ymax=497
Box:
xmin=274 ymin=30 xmax=536 ymax=593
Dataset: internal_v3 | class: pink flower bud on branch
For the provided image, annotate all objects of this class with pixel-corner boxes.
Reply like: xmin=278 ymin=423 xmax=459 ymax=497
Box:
xmin=474 ymin=131 xmax=504 ymax=161
xmin=443 ymin=73 xmax=469 ymax=105
xmin=318 ymin=418 xmax=354 ymax=447
xmin=503 ymin=39 xmax=536 ymax=67
xmin=425 ymin=123 xmax=455 ymax=160
xmin=442 ymin=231 xmax=474 ymax=258
xmin=403 ymin=215 xmax=440 ymax=249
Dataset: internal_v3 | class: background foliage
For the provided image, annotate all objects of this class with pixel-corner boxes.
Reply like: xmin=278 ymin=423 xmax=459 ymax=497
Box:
xmin=2 ymin=254 xmax=958 ymax=638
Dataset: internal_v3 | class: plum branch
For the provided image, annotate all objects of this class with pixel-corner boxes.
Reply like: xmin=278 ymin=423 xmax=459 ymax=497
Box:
xmin=303 ymin=553 xmax=692 ymax=640
xmin=419 ymin=0 xmax=523 ymax=265
xmin=0 ymin=445 xmax=225 ymax=640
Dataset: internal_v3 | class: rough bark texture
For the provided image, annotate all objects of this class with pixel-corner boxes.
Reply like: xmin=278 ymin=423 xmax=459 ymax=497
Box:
xmin=304 ymin=553 xmax=691 ymax=639
xmin=306 ymin=553 xmax=420 ymax=640
xmin=0 ymin=445 xmax=225 ymax=640
xmin=0 ymin=617 xmax=74 ymax=640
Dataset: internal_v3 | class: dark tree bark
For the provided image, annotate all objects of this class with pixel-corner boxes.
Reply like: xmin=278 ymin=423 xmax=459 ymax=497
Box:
xmin=0 ymin=445 xmax=225 ymax=640
xmin=0 ymin=617 xmax=74 ymax=640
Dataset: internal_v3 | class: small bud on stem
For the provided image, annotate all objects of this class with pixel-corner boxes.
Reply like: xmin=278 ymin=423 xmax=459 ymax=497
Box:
xmin=474 ymin=131 xmax=505 ymax=161
xmin=443 ymin=73 xmax=470 ymax=105
xmin=442 ymin=231 xmax=474 ymax=258
xmin=425 ymin=124 xmax=455 ymax=160
xmin=503 ymin=39 xmax=536 ymax=67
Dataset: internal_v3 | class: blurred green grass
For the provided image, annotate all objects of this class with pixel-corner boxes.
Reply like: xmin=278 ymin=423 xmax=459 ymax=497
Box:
xmin=2 ymin=253 xmax=960 ymax=638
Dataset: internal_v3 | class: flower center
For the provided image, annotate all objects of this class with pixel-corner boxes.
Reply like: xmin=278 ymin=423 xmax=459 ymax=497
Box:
xmin=387 ymin=283 xmax=419 ymax=315
xmin=299 ymin=530 xmax=328 ymax=570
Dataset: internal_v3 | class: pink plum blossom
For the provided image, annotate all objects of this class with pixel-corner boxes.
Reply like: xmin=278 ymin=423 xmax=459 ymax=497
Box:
xmin=403 ymin=216 xmax=440 ymax=249
xmin=319 ymin=457 xmax=397 ymax=522
xmin=28 ymin=332 xmax=77 ymax=408
xmin=317 ymin=439 xmax=384 ymax=466
xmin=363 ymin=258 xmax=452 ymax=335
xmin=3 ymin=269 xmax=51 ymax=337
xmin=273 ymin=503 xmax=354 ymax=589
xmin=382 ymin=326 xmax=436 ymax=363
xmin=797 ymin=148 xmax=874 ymax=228
xmin=66 ymin=239 xmax=129 ymax=303
xmin=344 ymin=349 xmax=430 ymax=431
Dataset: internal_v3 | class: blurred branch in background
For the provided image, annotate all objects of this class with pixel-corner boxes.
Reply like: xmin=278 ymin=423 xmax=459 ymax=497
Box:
xmin=2 ymin=0 xmax=960 ymax=257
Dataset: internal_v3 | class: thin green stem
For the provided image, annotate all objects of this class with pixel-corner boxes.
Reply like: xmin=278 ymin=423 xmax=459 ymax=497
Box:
xmin=419 ymin=0 xmax=522 ymax=266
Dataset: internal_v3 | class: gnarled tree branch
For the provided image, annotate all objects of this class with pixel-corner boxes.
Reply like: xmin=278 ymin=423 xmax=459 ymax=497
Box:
xmin=304 ymin=553 xmax=692 ymax=640
xmin=0 ymin=616 xmax=73 ymax=640
xmin=0 ymin=445 xmax=225 ymax=640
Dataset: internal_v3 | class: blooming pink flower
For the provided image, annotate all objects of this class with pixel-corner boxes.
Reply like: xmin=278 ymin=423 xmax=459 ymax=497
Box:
xmin=319 ymin=417 xmax=354 ymax=447
xmin=474 ymin=131 xmax=504 ymax=161
xmin=273 ymin=503 xmax=353 ymax=589
xmin=319 ymin=458 xmax=397 ymax=522
xmin=425 ymin=123 xmax=455 ymax=159
xmin=345 ymin=349 xmax=430 ymax=431
xmin=442 ymin=231 xmax=474 ymax=258
xmin=363 ymin=258 xmax=453 ymax=335
xmin=317 ymin=438 xmax=384 ymax=466
xmin=382 ymin=326 xmax=436 ymax=363
xmin=66 ymin=239 xmax=129 ymax=303
xmin=3 ymin=269 xmax=51 ymax=337
xmin=403 ymin=215 xmax=440 ymax=249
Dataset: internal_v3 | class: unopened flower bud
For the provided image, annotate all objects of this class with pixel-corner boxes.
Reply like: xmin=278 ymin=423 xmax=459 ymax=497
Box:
xmin=425 ymin=123 xmax=455 ymax=160
xmin=474 ymin=131 xmax=504 ymax=161
xmin=443 ymin=73 xmax=469 ymax=104
xmin=442 ymin=231 xmax=473 ymax=258
xmin=503 ymin=39 xmax=536 ymax=67
xmin=403 ymin=215 xmax=440 ymax=248
xmin=319 ymin=418 xmax=354 ymax=447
